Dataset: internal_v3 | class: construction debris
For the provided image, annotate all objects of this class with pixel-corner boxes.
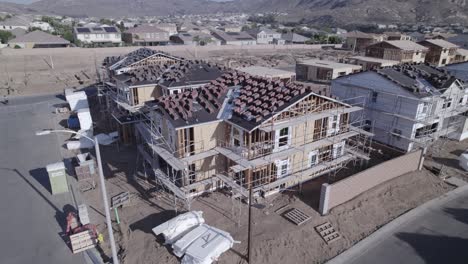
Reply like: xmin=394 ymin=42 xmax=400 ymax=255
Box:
xmin=315 ymin=222 xmax=341 ymax=244
xmin=282 ymin=208 xmax=311 ymax=226
xmin=70 ymin=230 xmax=96 ymax=254
xmin=460 ymin=149 xmax=468 ymax=171
xmin=152 ymin=211 xmax=235 ymax=264
xmin=111 ymin=192 xmax=130 ymax=208
xmin=152 ymin=211 xmax=205 ymax=244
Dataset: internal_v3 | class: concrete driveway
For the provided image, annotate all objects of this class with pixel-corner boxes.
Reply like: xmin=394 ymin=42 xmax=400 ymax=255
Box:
xmin=0 ymin=94 xmax=87 ymax=264
xmin=328 ymin=186 xmax=468 ymax=264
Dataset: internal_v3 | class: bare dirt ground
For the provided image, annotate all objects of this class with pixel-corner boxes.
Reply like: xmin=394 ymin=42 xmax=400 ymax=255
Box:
xmin=425 ymin=137 xmax=468 ymax=182
xmin=74 ymin=97 xmax=462 ymax=264
xmin=0 ymin=45 xmax=351 ymax=96
xmin=77 ymin=138 xmax=459 ymax=264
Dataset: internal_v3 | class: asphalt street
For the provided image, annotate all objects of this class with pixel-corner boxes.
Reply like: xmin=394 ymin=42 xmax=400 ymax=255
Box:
xmin=0 ymin=94 xmax=87 ymax=264
xmin=332 ymin=187 xmax=468 ymax=264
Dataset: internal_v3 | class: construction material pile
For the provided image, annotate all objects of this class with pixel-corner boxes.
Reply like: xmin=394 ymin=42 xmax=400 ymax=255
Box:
xmin=152 ymin=211 xmax=235 ymax=264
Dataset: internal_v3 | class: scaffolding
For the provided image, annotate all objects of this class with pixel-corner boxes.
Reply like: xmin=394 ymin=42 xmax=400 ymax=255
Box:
xmin=214 ymin=93 xmax=373 ymax=199
xmin=125 ymin=88 xmax=374 ymax=221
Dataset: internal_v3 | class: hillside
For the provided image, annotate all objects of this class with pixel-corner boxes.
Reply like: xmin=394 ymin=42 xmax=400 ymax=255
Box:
xmin=1 ymin=0 xmax=468 ymax=25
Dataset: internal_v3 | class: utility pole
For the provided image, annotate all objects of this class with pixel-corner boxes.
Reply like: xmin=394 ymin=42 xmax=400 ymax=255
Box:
xmin=247 ymin=170 xmax=253 ymax=263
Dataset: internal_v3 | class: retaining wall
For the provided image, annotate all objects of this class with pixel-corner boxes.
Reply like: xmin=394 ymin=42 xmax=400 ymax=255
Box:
xmin=319 ymin=149 xmax=423 ymax=215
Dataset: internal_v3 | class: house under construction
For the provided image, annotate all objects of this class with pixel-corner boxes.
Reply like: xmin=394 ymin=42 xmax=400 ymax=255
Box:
xmin=331 ymin=63 xmax=468 ymax=152
xmin=100 ymin=48 xmax=373 ymax=209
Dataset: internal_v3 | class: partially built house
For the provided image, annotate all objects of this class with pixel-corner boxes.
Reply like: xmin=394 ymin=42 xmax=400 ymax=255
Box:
xmin=100 ymin=48 xmax=226 ymax=143
xmin=100 ymin=48 xmax=373 ymax=210
xmin=132 ymin=69 xmax=372 ymax=209
xmin=332 ymin=64 xmax=468 ymax=152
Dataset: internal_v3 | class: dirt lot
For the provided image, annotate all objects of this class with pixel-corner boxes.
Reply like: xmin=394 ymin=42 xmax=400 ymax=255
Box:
xmin=0 ymin=45 xmax=351 ymax=96
xmin=425 ymin=137 xmax=468 ymax=182
xmin=77 ymin=137 xmax=460 ymax=264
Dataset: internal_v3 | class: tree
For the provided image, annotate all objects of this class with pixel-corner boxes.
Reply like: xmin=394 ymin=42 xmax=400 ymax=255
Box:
xmin=29 ymin=27 xmax=44 ymax=32
xmin=0 ymin=30 xmax=14 ymax=44
xmin=99 ymin=18 xmax=113 ymax=26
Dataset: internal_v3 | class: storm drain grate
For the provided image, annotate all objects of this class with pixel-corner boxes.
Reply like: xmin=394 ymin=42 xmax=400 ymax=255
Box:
xmin=315 ymin=222 xmax=341 ymax=244
xmin=283 ymin=208 xmax=311 ymax=226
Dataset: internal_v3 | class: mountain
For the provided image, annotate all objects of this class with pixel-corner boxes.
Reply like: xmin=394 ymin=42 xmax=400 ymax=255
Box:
xmin=0 ymin=1 xmax=37 ymax=13
xmin=1 ymin=0 xmax=468 ymax=25
xmin=227 ymin=0 xmax=468 ymax=25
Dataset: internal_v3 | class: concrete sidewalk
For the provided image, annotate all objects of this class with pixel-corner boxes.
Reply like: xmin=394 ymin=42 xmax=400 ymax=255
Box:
xmin=327 ymin=184 xmax=468 ymax=264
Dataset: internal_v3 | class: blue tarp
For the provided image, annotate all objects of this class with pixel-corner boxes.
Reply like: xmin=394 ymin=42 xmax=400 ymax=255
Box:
xmin=67 ymin=117 xmax=80 ymax=129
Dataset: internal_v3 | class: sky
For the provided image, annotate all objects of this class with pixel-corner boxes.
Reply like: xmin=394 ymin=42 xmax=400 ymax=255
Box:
xmin=0 ymin=0 xmax=38 ymax=4
xmin=1 ymin=0 xmax=233 ymax=3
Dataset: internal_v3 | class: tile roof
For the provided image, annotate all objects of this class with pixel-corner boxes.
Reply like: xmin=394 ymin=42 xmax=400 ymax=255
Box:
xmin=155 ymin=69 xmax=314 ymax=131
xmin=116 ymin=60 xmax=224 ymax=88
xmin=8 ymin=30 xmax=70 ymax=44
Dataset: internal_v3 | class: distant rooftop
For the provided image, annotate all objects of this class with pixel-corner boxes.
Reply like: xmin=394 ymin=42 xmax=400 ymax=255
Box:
xmin=350 ymin=56 xmax=400 ymax=64
xmin=344 ymin=31 xmax=380 ymax=39
xmin=8 ymin=30 xmax=70 ymax=45
xmin=104 ymin=48 xmax=184 ymax=72
xmin=74 ymin=26 xmax=120 ymax=35
xmin=420 ymin=39 xmax=459 ymax=49
xmin=212 ymin=30 xmax=256 ymax=42
xmin=238 ymin=66 xmax=295 ymax=79
xmin=385 ymin=40 xmax=428 ymax=51
xmin=124 ymin=25 xmax=168 ymax=34
xmin=298 ymin=59 xmax=362 ymax=70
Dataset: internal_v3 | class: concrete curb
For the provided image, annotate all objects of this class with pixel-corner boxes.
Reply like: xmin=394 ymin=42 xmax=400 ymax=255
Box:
xmin=326 ymin=184 xmax=468 ymax=264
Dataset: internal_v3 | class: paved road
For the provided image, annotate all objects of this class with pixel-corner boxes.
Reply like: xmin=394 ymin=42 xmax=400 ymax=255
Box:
xmin=329 ymin=187 xmax=468 ymax=264
xmin=0 ymin=95 xmax=87 ymax=264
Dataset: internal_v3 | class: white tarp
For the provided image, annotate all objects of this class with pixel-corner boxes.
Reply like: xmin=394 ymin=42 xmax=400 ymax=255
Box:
xmin=77 ymin=108 xmax=93 ymax=131
xmin=460 ymin=150 xmax=468 ymax=171
xmin=179 ymin=225 xmax=235 ymax=264
xmin=152 ymin=211 xmax=205 ymax=245
xmin=65 ymin=90 xmax=89 ymax=112
xmin=66 ymin=132 xmax=118 ymax=150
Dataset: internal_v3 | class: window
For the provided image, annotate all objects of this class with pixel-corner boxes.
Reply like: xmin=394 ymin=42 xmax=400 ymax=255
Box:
xmin=276 ymin=159 xmax=289 ymax=179
xmin=333 ymin=142 xmax=345 ymax=158
xmin=277 ymin=127 xmax=290 ymax=148
xmin=442 ymin=98 xmax=452 ymax=109
xmin=364 ymin=120 xmax=372 ymax=132
xmin=421 ymin=102 xmax=429 ymax=113
xmin=232 ymin=126 xmax=242 ymax=147
xmin=188 ymin=164 xmax=196 ymax=184
xmin=309 ymin=151 xmax=318 ymax=167
xmin=415 ymin=123 xmax=438 ymax=138
xmin=371 ymin=91 xmax=378 ymax=103
xmin=331 ymin=115 xmax=338 ymax=129
xmin=328 ymin=115 xmax=340 ymax=135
